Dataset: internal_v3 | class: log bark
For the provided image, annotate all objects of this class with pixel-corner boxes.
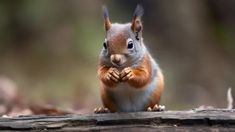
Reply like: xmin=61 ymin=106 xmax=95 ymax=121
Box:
xmin=0 ymin=109 xmax=234 ymax=131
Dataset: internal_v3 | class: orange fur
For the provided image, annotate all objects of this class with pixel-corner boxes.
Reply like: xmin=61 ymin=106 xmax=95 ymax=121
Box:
xmin=100 ymin=84 xmax=117 ymax=112
xmin=98 ymin=65 xmax=118 ymax=111
xmin=148 ymin=69 xmax=164 ymax=108
xmin=127 ymin=54 xmax=151 ymax=88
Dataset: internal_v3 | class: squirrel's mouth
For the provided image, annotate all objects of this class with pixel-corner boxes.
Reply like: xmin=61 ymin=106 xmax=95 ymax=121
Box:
xmin=111 ymin=62 xmax=124 ymax=68
xmin=111 ymin=60 xmax=128 ymax=68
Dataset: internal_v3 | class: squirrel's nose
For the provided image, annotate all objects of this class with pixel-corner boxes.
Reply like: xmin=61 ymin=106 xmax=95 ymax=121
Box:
xmin=112 ymin=58 xmax=121 ymax=64
xmin=111 ymin=54 xmax=122 ymax=65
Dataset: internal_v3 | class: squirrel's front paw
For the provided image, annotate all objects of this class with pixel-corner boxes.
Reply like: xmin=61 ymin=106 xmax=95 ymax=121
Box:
xmin=120 ymin=67 xmax=134 ymax=81
xmin=106 ymin=68 xmax=120 ymax=82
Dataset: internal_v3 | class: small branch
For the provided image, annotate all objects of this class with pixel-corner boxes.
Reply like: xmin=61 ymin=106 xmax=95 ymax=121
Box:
xmin=227 ymin=87 xmax=233 ymax=109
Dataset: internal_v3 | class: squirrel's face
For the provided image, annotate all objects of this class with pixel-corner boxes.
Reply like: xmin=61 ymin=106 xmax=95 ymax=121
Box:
xmin=100 ymin=5 xmax=145 ymax=68
xmin=101 ymin=23 xmax=143 ymax=68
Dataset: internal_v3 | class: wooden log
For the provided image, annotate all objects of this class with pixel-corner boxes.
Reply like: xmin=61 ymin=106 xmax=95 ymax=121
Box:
xmin=0 ymin=109 xmax=234 ymax=131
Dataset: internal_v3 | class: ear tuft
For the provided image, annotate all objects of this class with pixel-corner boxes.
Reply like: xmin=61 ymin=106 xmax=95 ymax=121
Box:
xmin=133 ymin=4 xmax=144 ymax=18
xmin=131 ymin=4 xmax=144 ymax=33
xmin=102 ymin=5 xmax=112 ymax=31
xmin=102 ymin=5 xmax=109 ymax=19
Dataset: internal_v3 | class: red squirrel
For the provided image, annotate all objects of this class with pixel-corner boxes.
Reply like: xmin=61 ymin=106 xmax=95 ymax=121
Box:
xmin=95 ymin=5 xmax=164 ymax=113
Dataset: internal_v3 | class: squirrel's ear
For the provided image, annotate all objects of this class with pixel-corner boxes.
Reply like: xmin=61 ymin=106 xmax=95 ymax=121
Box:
xmin=102 ymin=5 xmax=112 ymax=31
xmin=131 ymin=4 xmax=144 ymax=33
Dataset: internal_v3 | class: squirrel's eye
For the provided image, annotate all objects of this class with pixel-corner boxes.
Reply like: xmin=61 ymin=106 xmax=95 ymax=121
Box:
xmin=103 ymin=42 xmax=107 ymax=49
xmin=127 ymin=39 xmax=134 ymax=49
xmin=103 ymin=39 xmax=108 ymax=49
xmin=128 ymin=42 xmax=133 ymax=49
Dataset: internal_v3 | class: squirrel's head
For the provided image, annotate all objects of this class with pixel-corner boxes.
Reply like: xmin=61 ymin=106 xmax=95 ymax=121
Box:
xmin=100 ymin=5 xmax=146 ymax=68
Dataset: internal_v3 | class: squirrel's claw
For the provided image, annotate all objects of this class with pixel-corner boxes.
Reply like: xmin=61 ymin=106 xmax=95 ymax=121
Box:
xmin=122 ymin=73 xmax=133 ymax=81
xmin=107 ymin=68 xmax=120 ymax=82
xmin=147 ymin=104 xmax=165 ymax=112
xmin=120 ymin=67 xmax=131 ymax=78
xmin=120 ymin=67 xmax=133 ymax=81
xmin=94 ymin=107 xmax=110 ymax=114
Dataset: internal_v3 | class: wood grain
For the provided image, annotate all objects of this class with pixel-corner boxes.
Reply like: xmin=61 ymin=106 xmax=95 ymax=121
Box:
xmin=0 ymin=109 xmax=234 ymax=131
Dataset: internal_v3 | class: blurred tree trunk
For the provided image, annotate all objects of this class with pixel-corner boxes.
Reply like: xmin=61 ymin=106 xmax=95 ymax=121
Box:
xmin=149 ymin=0 xmax=234 ymax=108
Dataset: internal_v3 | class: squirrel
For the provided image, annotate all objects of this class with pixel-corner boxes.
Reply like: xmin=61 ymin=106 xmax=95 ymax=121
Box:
xmin=95 ymin=5 xmax=164 ymax=113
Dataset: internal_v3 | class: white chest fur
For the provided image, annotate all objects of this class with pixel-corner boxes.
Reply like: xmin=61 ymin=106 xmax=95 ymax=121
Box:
xmin=108 ymin=77 xmax=158 ymax=112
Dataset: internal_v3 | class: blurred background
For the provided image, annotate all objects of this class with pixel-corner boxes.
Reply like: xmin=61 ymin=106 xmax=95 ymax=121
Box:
xmin=0 ymin=0 xmax=234 ymax=113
